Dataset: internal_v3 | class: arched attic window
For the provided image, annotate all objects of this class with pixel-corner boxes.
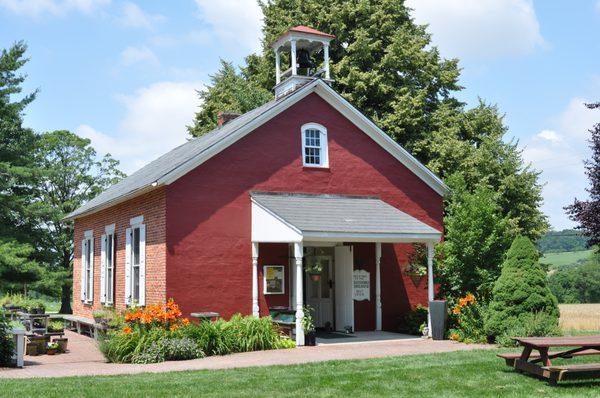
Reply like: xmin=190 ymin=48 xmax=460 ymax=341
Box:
xmin=301 ymin=123 xmax=329 ymax=168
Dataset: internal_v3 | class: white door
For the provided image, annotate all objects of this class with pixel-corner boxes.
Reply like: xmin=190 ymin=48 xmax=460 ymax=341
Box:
xmin=305 ymin=255 xmax=333 ymax=328
xmin=334 ymin=245 xmax=354 ymax=332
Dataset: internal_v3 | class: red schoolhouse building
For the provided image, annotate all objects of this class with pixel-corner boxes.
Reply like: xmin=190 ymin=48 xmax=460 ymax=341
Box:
xmin=67 ymin=27 xmax=447 ymax=345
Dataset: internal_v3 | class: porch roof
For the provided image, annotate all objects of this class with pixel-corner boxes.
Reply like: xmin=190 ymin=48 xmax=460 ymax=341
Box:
xmin=250 ymin=191 xmax=442 ymax=243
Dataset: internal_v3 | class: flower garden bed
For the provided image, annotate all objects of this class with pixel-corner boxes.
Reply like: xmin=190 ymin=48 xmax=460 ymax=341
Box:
xmin=99 ymin=299 xmax=295 ymax=364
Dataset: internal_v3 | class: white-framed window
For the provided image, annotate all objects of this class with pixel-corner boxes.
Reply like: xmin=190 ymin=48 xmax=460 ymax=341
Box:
xmin=301 ymin=123 xmax=328 ymax=168
xmin=80 ymin=230 xmax=94 ymax=304
xmin=100 ymin=224 xmax=115 ymax=306
xmin=125 ymin=216 xmax=146 ymax=306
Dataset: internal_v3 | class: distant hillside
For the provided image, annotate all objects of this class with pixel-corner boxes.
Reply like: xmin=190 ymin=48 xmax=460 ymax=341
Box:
xmin=537 ymin=229 xmax=589 ymax=253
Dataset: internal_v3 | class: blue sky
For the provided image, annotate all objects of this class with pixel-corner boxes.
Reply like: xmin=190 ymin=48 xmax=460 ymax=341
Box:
xmin=0 ymin=0 xmax=598 ymax=230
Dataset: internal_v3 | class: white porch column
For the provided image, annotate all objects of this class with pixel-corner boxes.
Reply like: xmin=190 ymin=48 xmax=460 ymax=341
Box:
xmin=324 ymin=43 xmax=330 ymax=79
xmin=426 ymin=241 xmax=435 ymax=337
xmin=375 ymin=242 xmax=382 ymax=331
xmin=252 ymin=242 xmax=259 ymax=317
xmin=294 ymin=242 xmax=304 ymax=346
xmin=275 ymin=49 xmax=281 ymax=84
xmin=290 ymin=40 xmax=297 ymax=76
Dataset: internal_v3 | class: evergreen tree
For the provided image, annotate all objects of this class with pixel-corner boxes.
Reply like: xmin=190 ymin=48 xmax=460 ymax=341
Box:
xmin=0 ymin=42 xmax=42 ymax=292
xmin=565 ymin=102 xmax=600 ymax=248
xmin=31 ymin=130 xmax=125 ymax=314
xmin=188 ymin=60 xmax=271 ymax=136
xmin=485 ymin=236 xmax=559 ymax=338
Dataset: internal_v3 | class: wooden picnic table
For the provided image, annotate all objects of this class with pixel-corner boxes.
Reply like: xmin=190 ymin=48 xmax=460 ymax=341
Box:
xmin=499 ymin=336 xmax=600 ymax=385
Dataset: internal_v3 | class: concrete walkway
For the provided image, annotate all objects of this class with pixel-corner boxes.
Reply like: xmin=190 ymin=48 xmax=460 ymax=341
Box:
xmin=0 ymin=330 xmax=491 ymax=379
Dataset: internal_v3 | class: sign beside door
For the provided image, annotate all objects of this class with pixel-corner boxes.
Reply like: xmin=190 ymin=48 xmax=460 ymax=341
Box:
xmin=353 ymin=269 xmax=370 ymax=301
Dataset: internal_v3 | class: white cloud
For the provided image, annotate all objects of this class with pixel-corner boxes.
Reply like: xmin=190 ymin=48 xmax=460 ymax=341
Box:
xmin=194 ymin=0 xmax=262 ymax=53
xmin=0 ymin=0 xmax=109 ymax=17
xmin=118 ymin=1 xmax=164 ymax=29
xmin=406 ymin=0 xmax=545 ymax=59
xmin=521 ymin=98 xmax=597 ymax=229
xmin=77 ymin=81 xmax=203 ymax=174
xmin=120 ymin=46 xmax=159 ymax=67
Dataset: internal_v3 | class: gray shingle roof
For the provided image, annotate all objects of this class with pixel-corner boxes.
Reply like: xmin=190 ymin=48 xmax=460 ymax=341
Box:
xmin=66 ymin=93 xmax=293 ymax=220
xmin=251 ymin=191 xmax=441 ymax=236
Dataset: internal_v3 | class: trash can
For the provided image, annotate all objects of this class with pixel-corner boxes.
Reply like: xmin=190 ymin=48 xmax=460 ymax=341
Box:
xmin=429 ymin=300 xmax=447 ymax=340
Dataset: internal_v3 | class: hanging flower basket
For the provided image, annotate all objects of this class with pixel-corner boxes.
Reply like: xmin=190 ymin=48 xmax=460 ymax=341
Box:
xmin=310 ymin=273 xmax=321 ymax=282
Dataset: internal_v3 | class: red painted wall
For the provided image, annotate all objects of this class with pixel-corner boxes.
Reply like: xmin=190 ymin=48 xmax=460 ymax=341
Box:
xmin=165 ymin=93 xmax=443 ymax=329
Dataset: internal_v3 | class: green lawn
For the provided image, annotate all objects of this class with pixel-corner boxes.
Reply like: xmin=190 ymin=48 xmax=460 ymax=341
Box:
xmin=542 ymin=250 xmax=593 ymax=270
xmin=3 ymin=349 xmax=600 ymax=397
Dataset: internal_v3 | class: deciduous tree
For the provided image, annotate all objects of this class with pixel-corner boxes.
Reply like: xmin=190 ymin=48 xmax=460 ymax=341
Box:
xmin=31 ymin=130 xmax=125 ymax=313
xmin=565 ymin=102 xmax=600 ymax=248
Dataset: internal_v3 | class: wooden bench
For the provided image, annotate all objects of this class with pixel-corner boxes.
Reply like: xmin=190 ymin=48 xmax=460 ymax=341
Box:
xmin=62 ymin=315 xmax=108 ymax=339
xmin=498 ymin=350 xmax=599 ymax=367
xmin=543 ymin=363 xmax=600 ymax=385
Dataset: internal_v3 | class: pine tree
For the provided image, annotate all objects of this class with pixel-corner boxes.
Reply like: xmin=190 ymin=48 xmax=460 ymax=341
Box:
xmin=485 ymin=236 xmax=559 ymax=337
xmin=0 ymin=42 xmax=42 ymax=291
xmin=565 ymin=102 xmax=600 ymax=248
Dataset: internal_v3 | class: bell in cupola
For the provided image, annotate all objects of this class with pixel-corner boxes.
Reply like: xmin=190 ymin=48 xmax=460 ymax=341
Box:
xmin=296 ymin=49 xmax=314 ymax=69
xmin=271 ymin=26 xmax=335 ymax=98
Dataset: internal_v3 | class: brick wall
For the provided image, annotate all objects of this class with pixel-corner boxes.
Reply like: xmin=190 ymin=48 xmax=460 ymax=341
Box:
xmin=72 ymin=188 xmax=167 ymax=319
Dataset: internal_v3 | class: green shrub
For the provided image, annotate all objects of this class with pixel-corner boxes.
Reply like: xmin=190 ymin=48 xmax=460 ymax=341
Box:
xmin=495 ymin=312 xmax=563 ymax=347
xmin=162 ymin=337 xmax=205 ymax=360
xmin=0 ymin=310 xmax=14 ymax=367
xmin=275 ymin=336 xmax=296 ymax=349
xmin=399 ymin=305 xmax=428 ymax=335
xmin=131 ymin=344 xmax=165 ymax=364
xmin=485 ymin=236 xmax=560 ymax=340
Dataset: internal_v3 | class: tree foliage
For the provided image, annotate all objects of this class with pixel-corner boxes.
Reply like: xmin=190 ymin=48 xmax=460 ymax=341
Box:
xmin=188 ymin=60 xmax=272 ymax=136
xmin=0 ymin=41 xmax=42 ymax=291
xmin=565 ymin=101 xmax=600 ymax=248
xmin=485 ymin=236 xmax=559 ymax=338
xmin=437 ymin=175 xmax=516 ymax=300
xmin=548 ymin=250 xmax=600 ymax=303
xmin=31 ymin=130 xmax=125 ymax=313
xmin=537 ymin=229 xmax=589 ymax=254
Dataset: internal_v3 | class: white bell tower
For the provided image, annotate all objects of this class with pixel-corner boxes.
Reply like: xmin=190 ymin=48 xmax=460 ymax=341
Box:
xmin=270 ymin=26 xmax=335 ymax=98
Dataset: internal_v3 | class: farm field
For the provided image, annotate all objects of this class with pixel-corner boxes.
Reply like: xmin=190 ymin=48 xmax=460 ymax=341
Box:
xmin=2 ymin=349 xmax=600 ymax=397
xmin=542 ymin=249 xmax=593 ymax=270
xmin=560 ymin=303 xmax=600 ymax=331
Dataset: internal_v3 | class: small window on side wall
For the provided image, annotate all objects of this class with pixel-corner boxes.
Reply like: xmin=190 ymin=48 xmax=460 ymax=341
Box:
xmin=301 ymin=123 xmax=328 ymax=168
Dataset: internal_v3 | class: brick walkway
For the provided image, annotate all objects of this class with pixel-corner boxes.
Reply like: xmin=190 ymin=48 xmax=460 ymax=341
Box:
xmin=0 ymin=330 xmax=491 ymax=379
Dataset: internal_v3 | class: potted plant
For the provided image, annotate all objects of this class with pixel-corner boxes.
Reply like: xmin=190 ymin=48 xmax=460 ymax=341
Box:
xmin=301 ymin=305 xmax=317 ymax=346
xmin=48 ymin=320 xmax=65 ymax=333
xmin=55 ymin=337 xmax=68 ymax=353
xmin=92 ymin=310 xmax=107 ymax=324
xmin=305 ymin=259 xmax=323 ymax=282
xmin=46 ymin=342 xmax=60 ymax=355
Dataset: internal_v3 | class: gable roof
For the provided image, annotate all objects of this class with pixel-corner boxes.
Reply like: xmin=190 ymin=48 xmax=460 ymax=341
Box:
xmin=66 ymin=79 xmax=449 ymax=220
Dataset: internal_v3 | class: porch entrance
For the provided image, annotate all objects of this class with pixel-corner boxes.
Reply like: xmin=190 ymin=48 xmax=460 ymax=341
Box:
xmin=304 ymin=254 xmax=333 ymax=329
xmin=304 ymin=245 xmax=355 ymax=332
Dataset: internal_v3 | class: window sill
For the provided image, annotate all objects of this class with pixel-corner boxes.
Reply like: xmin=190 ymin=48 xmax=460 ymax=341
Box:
xmin=302 ymin=166 xmax=330 ymax=172
xmin=82 ymin=301 xmax=93 ymax=306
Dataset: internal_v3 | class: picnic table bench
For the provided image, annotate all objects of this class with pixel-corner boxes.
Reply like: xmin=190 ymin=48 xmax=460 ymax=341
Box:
xmin=499 ymin=336 xmax=600 ymax=385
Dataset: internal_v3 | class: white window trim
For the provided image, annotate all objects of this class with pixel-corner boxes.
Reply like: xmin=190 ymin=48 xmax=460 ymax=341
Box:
xmin=101 ymin=225 xmax=115 ymax=306
xmin=130 ymin=215 xmax=144 ymax=226
xmin=301 ymin=122 xmax=329 ymax=168
xmin=81 ymin=230 xmax=94 ymax=304
xmin=126 ymin=216 xmax=146 ymax=307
